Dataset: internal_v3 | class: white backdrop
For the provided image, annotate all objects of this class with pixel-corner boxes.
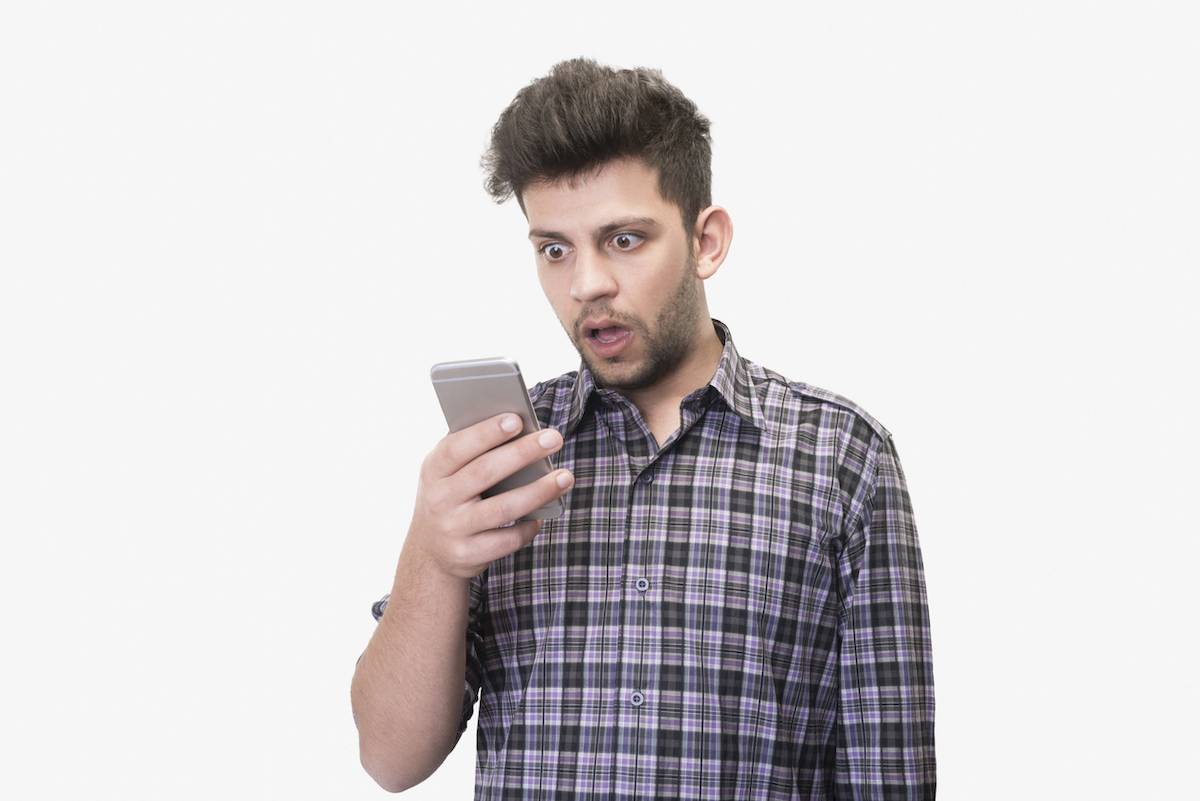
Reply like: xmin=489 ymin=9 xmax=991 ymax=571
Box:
xmin=2 ymin=3 xmax=1196 ymax=798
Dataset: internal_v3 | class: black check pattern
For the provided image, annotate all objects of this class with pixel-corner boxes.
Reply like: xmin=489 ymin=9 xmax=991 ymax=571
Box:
xmin=459 ymin=321 xmax=935 ymax=799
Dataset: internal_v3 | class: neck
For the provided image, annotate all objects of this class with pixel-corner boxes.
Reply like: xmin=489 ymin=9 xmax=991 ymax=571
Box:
xmin=622 ymin=319 xmax=724 ymax=445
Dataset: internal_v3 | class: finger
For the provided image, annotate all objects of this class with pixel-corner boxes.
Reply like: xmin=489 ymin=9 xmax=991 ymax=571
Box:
xmin=467 ymin=468 xmax=574 ymax=532
xmin=465 ymin=520 xmax=544 ymax=567
xmin=454 ymin=426 xmax=564 ymax=498
xmin=427 ymin=413 xmax=524 ymax=478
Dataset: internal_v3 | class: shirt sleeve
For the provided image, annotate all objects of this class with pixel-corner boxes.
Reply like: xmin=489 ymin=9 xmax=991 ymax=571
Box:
xmin=834 ymin=433 xmax=936 ymax=799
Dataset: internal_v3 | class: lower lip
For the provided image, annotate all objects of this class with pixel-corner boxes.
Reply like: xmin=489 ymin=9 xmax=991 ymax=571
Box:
xmin=585 ymin=328 xmax=634 ymax=359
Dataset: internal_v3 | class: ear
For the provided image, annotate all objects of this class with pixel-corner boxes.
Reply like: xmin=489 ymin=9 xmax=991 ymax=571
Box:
xmin=691 ymin=205 xmax=733 ymax=281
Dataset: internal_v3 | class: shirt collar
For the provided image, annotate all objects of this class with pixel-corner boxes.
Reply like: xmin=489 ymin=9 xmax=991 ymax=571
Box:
xmin=561 ymin=319 xmax=767 ymax=435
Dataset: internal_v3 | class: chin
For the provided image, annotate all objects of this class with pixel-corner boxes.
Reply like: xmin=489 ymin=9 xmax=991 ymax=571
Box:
xmin=584 ymin=357 xmax=659 ymax=392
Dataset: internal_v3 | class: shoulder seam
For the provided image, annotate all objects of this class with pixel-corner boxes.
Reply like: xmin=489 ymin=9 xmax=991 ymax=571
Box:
xmin=749 ymin=366 xmax=891 ymax=441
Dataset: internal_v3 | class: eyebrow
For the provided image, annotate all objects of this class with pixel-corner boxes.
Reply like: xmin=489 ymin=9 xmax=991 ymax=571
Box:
xmin=528 ymin=216 xmax=660 ymax=242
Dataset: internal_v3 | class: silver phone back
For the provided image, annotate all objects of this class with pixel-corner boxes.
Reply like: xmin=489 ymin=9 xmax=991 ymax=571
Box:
xmin=430 ymin=358 xmax=563 ymax=519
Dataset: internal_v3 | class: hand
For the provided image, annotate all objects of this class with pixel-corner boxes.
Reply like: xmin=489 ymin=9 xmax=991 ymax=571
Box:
xmin=405 ymin=413 xmax=574 ymax=579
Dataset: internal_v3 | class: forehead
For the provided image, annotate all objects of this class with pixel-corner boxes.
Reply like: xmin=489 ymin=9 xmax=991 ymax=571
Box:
xmin=523 ymin=159 xmax=680 ymax=235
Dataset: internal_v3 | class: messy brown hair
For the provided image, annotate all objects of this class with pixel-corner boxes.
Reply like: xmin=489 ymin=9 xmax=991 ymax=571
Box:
xmin=482 ymin=58 xmax=713 ymax=230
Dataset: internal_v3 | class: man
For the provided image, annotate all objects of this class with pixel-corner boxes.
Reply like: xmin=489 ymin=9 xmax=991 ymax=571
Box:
xmin=352 ymin=58 xmax=935 ymax=799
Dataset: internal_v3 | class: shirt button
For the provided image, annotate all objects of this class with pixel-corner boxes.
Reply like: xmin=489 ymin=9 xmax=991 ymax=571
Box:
xmin=635 ymin=578 xmax=650 ymax=593
xmin=630 ymin=691 xmax=645 ymax=708
xmin=638 ymin=472 xmax=653 ymax=484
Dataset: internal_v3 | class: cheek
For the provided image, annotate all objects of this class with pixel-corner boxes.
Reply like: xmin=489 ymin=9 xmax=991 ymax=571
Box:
xmin=537 ymin=268 xmax=571 ymax=316
xmin=535 ymin=263 xmax=555 ymax=296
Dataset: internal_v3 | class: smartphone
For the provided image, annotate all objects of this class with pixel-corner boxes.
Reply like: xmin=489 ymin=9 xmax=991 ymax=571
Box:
xmin=430 ymin=357 xmax=564 ymax=520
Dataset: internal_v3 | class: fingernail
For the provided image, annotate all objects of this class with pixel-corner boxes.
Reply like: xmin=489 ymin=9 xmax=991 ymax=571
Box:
xmin=501 ymin=415 xmax=521 ymax=433
xmin=538 ymin=429 xmax=559 ymax=449
xmin=556 ymin=471 xmax=573 ymax=489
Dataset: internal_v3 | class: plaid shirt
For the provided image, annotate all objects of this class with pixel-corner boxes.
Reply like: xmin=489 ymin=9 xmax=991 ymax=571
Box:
xmin=460 ymin=321 xmax=935 ymax=799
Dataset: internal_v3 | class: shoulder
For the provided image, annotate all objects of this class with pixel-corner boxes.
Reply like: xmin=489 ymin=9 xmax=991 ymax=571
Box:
xmin=741 ymin=358 xmax=892 ymax=443
xmin=741 ymin=360 xmax=901 ymax=515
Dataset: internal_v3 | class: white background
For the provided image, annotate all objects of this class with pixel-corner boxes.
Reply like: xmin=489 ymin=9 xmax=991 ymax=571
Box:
xmin=2 ymin=2 xmax=1196 ymax=798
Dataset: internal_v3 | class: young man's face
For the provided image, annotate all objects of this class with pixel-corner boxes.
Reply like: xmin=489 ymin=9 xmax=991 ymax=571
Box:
xmin=523 ymin=158 xmax=710 ymax=393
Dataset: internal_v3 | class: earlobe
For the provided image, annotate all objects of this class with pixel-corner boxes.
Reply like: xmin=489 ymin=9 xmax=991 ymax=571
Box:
xmin=692 ymin=206 xmax=733 ymax=280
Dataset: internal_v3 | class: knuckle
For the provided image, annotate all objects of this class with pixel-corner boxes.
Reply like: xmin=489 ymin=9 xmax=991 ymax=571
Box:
xmin=418 ymin=453 xmax=436 ymax=479
xmin=430 ymin=511 xmax=455 ymax=540
xmin=424 ymin=483 xmax=451 ymax=513
xmin=448 ymin=538 xmax=472 ymax=566
xmin=466 ymin=502 xmax=502 ymax=534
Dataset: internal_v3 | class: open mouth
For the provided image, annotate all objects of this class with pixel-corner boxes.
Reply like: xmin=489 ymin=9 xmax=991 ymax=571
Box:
xmin=590 ymin=326 xmax=628 ymax=340
xmin=592 ymin=327 xmax=625 ymax=344
xmin=585 ymin=325 xmax=633 ymax=355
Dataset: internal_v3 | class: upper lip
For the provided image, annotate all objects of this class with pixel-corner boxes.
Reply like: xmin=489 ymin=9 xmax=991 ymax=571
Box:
xmin=580 ymin=317 xmax=623 ymax=337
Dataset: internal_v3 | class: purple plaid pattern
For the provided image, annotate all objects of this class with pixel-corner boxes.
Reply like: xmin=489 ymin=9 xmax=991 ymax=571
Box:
xmin=462 ymin=322 xmax=935 ymax=799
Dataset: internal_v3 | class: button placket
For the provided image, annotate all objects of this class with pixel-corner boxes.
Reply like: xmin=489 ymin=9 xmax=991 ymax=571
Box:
xmin=625 ymin=456 xmax=659 ymax=720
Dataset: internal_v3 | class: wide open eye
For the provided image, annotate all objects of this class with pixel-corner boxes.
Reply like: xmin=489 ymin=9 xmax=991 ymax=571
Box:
xmin=540 ymin=242 xmax=569 ymax=261
xmin=610 ymin=232 xmax=643 ymax=251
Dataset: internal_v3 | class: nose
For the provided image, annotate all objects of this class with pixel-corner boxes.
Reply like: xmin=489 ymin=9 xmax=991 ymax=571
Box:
xmin=570 ymin=248 xmax=617 ymax=302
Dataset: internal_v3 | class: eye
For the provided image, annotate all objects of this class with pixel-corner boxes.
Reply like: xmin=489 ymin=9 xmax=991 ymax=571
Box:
xmin=610 ymin=232 xmax=643 ymax=251
xmin=539 ymin=242 xmax=569 ymax=261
